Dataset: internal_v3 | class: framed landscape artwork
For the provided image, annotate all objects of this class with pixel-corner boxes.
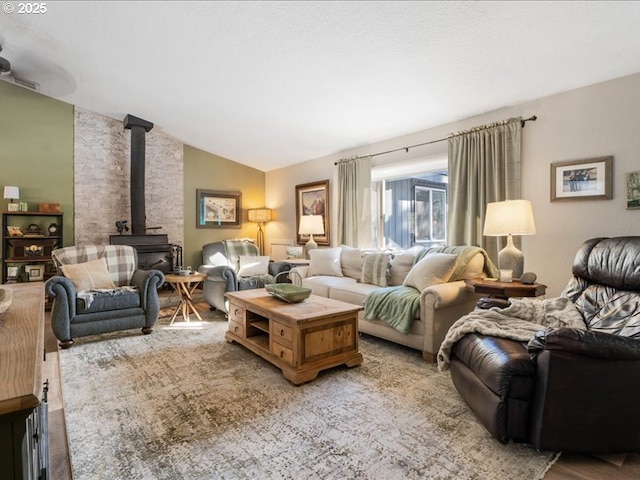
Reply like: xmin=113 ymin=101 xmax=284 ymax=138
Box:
xmin=196 ymin=189 xmax=242 ymax=228
xmin=627 ymin=171 xmax=640 ymax=209
xmin=550 ymin=156 xmax=613 ymax=201
xmin=295 ymin=180 xmax=330 ymax=246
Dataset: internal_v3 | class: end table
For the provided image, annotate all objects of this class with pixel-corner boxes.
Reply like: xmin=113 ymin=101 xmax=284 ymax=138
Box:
xmin=164 ymin=272 xmax=207 ymax=323
xmin=465 ymin=277 xmax=547 ymax=309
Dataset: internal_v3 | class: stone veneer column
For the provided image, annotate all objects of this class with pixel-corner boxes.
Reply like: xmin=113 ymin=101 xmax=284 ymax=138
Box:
xmin=74 ymin=107 xmax=184 ymax=249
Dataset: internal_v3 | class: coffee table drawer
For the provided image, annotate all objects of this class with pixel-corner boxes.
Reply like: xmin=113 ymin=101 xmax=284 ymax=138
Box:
xmin=228 ymin=319 xmax=245 ymax=338
xmin=229 ymin=303 xmax=245 ymax=323
xmin=271 ymin=341 xmax=294 ymax=365
xmin=272 ymin=321 xmax=293 ymax=344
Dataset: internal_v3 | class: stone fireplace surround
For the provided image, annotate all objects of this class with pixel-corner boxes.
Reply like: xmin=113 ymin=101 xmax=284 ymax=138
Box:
xmin=73 ymin=108 xmax=184 ymax=257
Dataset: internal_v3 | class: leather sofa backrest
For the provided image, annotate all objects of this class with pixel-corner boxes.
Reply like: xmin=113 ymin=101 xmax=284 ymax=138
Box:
xmin=570 ymin=236 xmax=640 ymax=291
xmin=562 ymin=236 xmax=640 ymax=338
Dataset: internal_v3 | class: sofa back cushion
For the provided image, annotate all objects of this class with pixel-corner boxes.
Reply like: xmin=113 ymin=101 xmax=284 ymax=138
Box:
xmin=389 ymin=249 xmax=422 ymax=286
xmin=402 ymin=253 xmax=457 ymax=292
xmin=340 ymin=245 xmax=364 ymax=280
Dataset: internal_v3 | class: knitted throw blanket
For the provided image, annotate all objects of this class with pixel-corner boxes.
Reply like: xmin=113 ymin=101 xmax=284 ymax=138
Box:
xmin=437 ymin=297 xmax=586 ymax=371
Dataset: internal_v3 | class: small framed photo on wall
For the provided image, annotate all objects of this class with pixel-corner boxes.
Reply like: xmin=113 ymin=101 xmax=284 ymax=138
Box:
xmin=550 ymin=156 xmax=613 ymax=201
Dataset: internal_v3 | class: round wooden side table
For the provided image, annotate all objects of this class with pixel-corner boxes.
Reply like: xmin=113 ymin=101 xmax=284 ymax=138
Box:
xmin=164 ymin=272 xmax=207 ymax=324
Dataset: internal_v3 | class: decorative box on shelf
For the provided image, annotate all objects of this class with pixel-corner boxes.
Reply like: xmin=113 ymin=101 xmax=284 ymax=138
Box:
xmin=38 ymin=203 xmax=61 ymax=213
xmin=8 ymin=238 xmax=56 ymax=260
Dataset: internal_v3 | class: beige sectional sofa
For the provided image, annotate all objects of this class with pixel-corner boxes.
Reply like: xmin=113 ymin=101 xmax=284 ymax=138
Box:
xmin=290 ymin=245 xmax=497 ymax=362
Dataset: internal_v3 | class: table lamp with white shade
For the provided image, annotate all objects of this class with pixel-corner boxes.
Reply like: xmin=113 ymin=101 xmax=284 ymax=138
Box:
xmin=3 ymin=186 xmax=20 ymax=212
xmin=483 ymin=199 xmax=536 ymax=279
xmin=298 ymin=214 xmax=324 ymax=259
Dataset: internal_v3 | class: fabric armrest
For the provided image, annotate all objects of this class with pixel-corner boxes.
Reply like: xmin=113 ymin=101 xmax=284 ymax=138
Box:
xmin=420 ymin=280 xmax=476 ymax=310
xmin=131 ymin=269 xmax=165 ymax=310
xmin=290 ymin=266 xmax=310 ymax=280
xmin=268 ymin=261 xmax=291 ymax=277
xmin=199 ymin=264 xmax=237 ymax=282
xmin=528 ymin=327 xmax=640 ymax=360
xmin=45 ymin=276 xmax=77 ymax=341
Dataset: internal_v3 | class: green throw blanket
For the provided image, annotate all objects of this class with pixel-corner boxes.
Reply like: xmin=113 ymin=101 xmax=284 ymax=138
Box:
xmin=363 ymin=246 xmax=499 ymax=334
xmin=364 ymin=286 xmax=421 ymax=334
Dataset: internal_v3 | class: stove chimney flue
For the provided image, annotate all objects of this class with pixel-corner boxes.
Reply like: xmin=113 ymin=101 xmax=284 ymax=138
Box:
xmin=123 ymin=114 xmax=153 ymax=235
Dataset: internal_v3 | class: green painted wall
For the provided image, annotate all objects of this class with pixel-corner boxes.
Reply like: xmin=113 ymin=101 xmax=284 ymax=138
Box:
xmin=0 ymin=81 xmax=268 ymax=271
xmin=183 ymin=145 xmax=266 ymax=269
xmin=0 ymin=81 xmax=74 ymax=247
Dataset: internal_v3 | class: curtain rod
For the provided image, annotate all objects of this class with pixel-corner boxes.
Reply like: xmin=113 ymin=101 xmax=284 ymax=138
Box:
xmin=334 ymin=115 xmax=537 ymax=165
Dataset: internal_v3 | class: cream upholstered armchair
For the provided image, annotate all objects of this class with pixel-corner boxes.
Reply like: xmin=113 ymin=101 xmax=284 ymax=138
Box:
xmin=198 ymin=239 xmax=290 ymax=314
xmin=45 ymin=245 xmax=165 ymax=348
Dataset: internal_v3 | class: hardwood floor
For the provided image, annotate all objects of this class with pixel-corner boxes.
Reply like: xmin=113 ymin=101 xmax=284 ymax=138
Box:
xmin=44 ymin=307 xmax=640 ymax=480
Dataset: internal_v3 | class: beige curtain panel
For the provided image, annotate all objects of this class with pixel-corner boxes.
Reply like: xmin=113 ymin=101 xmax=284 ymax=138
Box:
xmin=337 ymin=155 xmax=372 ymax=248
xmin=447 ymin=117 xmax=522 ymax=263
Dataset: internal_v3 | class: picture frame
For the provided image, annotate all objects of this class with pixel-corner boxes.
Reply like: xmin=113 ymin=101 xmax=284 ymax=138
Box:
xmin=626 ymin=171 xmax=640 ymax=209
xmin=196 ymin=189 xmax=242 ymax=228
xmin=550 ymin=156 xmax=613 ymax=201
xmin=25 ymin=265 xmax=44 ymax=282
xmin=295 ymin=180 xmax=330 ymax=246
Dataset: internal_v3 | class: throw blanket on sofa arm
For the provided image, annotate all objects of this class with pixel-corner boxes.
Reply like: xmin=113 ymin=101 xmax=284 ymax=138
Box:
xmin=364 ymin=286 xmax=421 ymax=334
xmin=437 ymin=297 xmax=587 ymax=371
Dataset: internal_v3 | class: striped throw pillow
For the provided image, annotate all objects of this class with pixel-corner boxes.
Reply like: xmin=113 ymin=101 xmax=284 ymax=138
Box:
xmin=361 ymin=252 xmax=391 ymax=287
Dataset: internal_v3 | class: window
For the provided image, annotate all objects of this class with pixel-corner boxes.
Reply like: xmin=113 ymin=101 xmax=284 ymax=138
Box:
xmin=371 ymin=156 xmax=447 ymax=250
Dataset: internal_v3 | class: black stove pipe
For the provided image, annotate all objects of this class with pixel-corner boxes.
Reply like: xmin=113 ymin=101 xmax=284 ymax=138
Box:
xmin=123 ymin=114 xmax=154 ymax=235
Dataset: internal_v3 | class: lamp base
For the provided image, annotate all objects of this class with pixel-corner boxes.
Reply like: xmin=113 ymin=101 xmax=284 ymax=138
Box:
xmin=498 ymin=234 xmax=524 ymax=279
xmin=304 ymin=235 xmax=318 ymax=260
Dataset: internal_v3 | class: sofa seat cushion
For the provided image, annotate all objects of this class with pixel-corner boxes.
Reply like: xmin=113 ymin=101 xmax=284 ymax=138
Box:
xmin=452 ymin=333 xmax=535 ymax=399
xmin=76 ymin=288 xmax=141 ymax=314
xmin=302 ymin=276 xmax=357 ymax=297
xmin=329 ymin=282 xmax=381 ymax=307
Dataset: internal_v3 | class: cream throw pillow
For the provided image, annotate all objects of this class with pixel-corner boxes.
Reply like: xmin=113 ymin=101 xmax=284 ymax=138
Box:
xmin=308 ymin=247 xmax=343 ymax=277
xmin=361 ymin=252 xmax=391 ymax=287
xmin=402 ymin=253 xmax=457 ymax=292
xmin=237 ymin=255 xmax=270 ymax=276
xmin=61 ymin=257 xmax=117 ymax=292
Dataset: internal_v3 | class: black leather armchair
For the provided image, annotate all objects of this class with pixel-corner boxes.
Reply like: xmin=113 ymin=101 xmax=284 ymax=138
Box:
xmin=449 ymin=237 xmax=640 ymax=453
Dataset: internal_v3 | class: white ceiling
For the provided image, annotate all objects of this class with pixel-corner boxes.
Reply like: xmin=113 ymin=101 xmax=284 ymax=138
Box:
xmin=2 ymin=1 xmax=640 ymax=172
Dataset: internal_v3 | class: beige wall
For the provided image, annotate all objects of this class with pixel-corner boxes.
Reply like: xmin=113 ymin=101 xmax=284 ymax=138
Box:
xmin=267 ymin=72 xmax=640 ymax=297
xmin=183 ymin=145 xmax=266 ymax=269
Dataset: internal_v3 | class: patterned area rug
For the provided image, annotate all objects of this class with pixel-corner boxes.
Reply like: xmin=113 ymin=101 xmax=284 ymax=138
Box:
xmin=59 ymin=308 xmax=559 ymax=480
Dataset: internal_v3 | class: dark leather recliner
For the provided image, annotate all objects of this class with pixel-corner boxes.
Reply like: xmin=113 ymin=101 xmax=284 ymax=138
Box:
xmin=449 ymin=236 xmax=640 ymax=453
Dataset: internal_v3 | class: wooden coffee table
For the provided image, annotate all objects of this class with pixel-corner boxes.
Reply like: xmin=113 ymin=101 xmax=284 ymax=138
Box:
xmin=225 ymin=289 xmax=363 ymax=385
